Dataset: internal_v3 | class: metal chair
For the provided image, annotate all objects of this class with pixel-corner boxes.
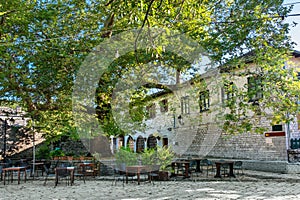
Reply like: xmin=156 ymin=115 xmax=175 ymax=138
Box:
xmin=43 ymin=160 xmax=58 ymax=186
xmin=221 ymin=163 xmax=229 ymax=177
xmin=54 ymin=167 xmax=72 ymax=186
xmin=43 ymin=165 xmax=56 ymax=186
xmin=200 ymin=159 xmax=215 ymax=176
xmin=0 ymin=165 xmax=3 ymax=181
xmin=233 ymin=161 xmax=243 ymax=175
xmin=112 ymin=163 xmax=126 ymax=186
xmin=188 ymin=160 xmax=199 ymax=179
xmin=149 ymin=165 xmax=160 ymax=185
xmin=73 ymin=164 xmax=85 ymax=184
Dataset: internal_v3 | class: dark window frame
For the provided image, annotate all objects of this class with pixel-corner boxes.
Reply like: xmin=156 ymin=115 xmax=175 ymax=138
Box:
xmin=146 ymin=103 xmax=156 ymax=119
xmin=180 ymin=96 xmax=190 ymax=114
xmin=222 ymin=82 xmax=236 ymax=104
xmin=160 ymin=99 xmax=168 ymax=113
xmin=199 ymin=90 xmax=210 ymax=112
xmin=247 ymin=75 xmax=263 ymax=102
xmin=272 ymin=124 xmax=283 ymax=132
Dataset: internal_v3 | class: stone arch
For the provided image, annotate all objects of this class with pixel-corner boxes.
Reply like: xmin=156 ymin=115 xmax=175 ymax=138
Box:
xmin=147 ymin=134 xmax=157 ymax=149
xmin=126 ymin=135 xmax=135 ymax=151
xmin=136 ymin=136 xmax=145 ymax=153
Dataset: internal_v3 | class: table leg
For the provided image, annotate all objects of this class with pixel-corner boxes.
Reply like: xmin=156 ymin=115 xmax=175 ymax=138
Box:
xmin=24 ymin=169 xmax=27 ymax=183
xmin=11 ymin=170 xmax=13 ymax=183
xmin=18 ymin=170 xmax=20 ymax=184
xmin=71 ymin=170 xmax=74 ymax=186
xmin=137 ymin=172 xmax=140 ymax=185
xmin=228 ymin=163 xmax=236 ymax=177
xmin=126 ymin=171 xmax=128 ymax=184
xmin=55 ymin=173 xmax=58 ymax=187
xmin=214 ymin=163 xmax=222 ymax=178
xmin=3 ymin=171 xmax=6 ymax=185
xmin=170 ymin=163 xmax=176 ymax=177
xmin=196 ymin=160 xmax=202 ymax=172
xmin=184 ymin=163 xmax=190 ymax=178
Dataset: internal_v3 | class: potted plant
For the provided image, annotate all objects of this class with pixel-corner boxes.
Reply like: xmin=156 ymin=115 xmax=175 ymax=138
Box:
xmin=156 ymin=146 xmax=175 ymax=180
xmin=49 ymin=147 xmax=65 ymax=159
xmin=115 ymin=147 xmax=138 ymax=167
xmin=140 ymin=148 xmax=156 ymax=165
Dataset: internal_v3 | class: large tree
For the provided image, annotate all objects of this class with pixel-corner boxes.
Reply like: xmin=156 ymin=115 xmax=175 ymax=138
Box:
xmin=0 ymin=0 xmax=298 ymax=139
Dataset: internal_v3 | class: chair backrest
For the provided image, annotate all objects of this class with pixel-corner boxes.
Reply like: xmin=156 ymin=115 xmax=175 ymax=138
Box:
xmin=19 ymin=159 xmax=28 ymax=168
xmin=150 ymin=165 xmax=160 ymax=172
xmin=234 ymin=161 xmax=243 ymax=167
xmin=44 ymin=160 xmax=59 ymax=175
xmin=207 ymin=160 xmax=213 ymax=166
xmin=55 ymin=167 xmax=69 ymax=177
xmin=43 ymin=165 xmax=50 ymax=175
xmin=200 ymin=159 xmax=209 ymax=166
xmin=117 ymin=163 xmax=126 ymax=172
xmin=6 ymin=159 xmax=12 ymax=167
xmin=189 ymin=160 xmax=197 ymax=167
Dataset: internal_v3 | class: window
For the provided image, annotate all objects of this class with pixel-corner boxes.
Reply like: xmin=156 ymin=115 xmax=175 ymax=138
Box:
xmin=146 ymin=103 xmax=156 ymax=119
xmin=199 ymin=90 xmax=210 ymax=112
xmin=160 ymin=99 xmax=168 ymax=113
xmin=247 ymin=75 xmax=263 ymax=102
xmin=272 ymin=124 xmax=283 ymax=132
xmin=222 ymin=82 xmax=236 ymax=104
xmin=181 ymin=96 xmax=190 ymax=114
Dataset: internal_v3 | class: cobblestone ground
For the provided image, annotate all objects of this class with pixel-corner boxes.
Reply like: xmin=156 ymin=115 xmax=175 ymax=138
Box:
xmin=1 ymin=180 xmax=300 ymax=200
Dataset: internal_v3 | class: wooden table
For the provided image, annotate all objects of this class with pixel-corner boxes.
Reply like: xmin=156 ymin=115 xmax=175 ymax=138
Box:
xmin=55 ymin=167 xmax=75 ymax=186
xmin=171 ymin=161 xmax=190 ymax=178
xmin=126 ymin=165 xmax=148 ymax=185
xmin=3 ymin=167 xmax=27 ymax=185
xmin=214 ymin=161 xmax=235 ymax=178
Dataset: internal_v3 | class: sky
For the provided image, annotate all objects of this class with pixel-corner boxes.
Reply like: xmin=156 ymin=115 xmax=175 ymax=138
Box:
xmin=284 ymin=0 xmax=300 ymax=51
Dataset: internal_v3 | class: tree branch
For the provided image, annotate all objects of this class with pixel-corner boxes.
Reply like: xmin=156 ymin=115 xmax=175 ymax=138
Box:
xmin=135 ymin=0 xmax=155 ymax=64
xmin=105 ymin=0 xmax=115 ymax=6
xmin=174 ymin=0 xmax=185 ymax=21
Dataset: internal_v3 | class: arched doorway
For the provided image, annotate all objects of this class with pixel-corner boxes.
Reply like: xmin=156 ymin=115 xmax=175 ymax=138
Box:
xmin=147 ymin=135 xmax=157 ymax=149
xmin=136 ymin=136 xmax=145 ymax=153
xmin=127 ymin=136 xmax=134 ymax=151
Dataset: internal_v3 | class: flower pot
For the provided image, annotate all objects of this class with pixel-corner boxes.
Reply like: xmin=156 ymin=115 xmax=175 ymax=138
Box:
xmin=158 ymin=171 xmax=169 ymax=181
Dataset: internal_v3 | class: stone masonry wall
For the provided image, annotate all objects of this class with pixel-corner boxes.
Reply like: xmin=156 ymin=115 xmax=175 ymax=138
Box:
xmin=207 ymin=132 xmax=287 ymax=161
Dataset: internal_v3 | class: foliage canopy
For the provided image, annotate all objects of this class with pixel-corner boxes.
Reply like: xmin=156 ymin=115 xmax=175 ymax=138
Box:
xmin=0 ymin=0 xmax=298 ymax=139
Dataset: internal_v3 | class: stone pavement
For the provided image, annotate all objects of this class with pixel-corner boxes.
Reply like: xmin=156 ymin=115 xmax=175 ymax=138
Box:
xmin=94 ymin=168 xmax=300 ymax=183
xmin=241 ymin=169 xmax=300 ymax=182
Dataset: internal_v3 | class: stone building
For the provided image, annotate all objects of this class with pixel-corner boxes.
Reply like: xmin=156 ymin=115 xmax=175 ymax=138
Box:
xmin=115 ymin=50 xmax=300 ymax=166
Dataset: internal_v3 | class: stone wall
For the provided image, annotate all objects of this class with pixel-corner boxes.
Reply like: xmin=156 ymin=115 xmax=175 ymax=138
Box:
xmin=177 ymin=120 xmax=287 ymax=161
xmin=59 ymin=139 xmax=90 ymax=157
xmin=208 ymin=132 xmax=287 ymax=161
xmin=9 ymin=138 xmax=91 ymax=160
